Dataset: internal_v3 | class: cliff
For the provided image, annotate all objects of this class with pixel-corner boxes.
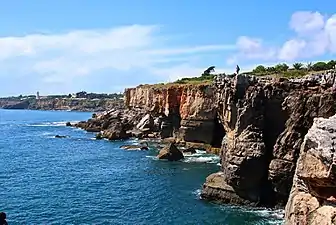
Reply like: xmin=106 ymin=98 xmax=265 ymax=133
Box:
xmin=125 ymin=84 xmax=223 ymax=146
xmin=201 ymin=73 xmax=336 ymax=208
xmin=75 ymin=70 xmax=336 ymax=217
xmin=0 ymin=97 xmax=124 ymax=112
xmin=285 ymin=114 xmax=336 ymax=225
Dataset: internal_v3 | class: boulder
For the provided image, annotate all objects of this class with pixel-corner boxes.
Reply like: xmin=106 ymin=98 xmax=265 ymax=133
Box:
xmin=120 ymin=145 xmax=149 ymax=150
xmin=95 ymin=133 xmax=103 ymax=140
xmin=183 ymin=147 xmax=197 ymax=154
xmin=54 ymin=135 xmax=67 ymax=138
xmin=157 ymin=143 xmax=184 ymax=161
xmin=66 ymin=122 xmax=72 ymax=126
xmin=136 ymin=114 xmax=154 ymax=130
xmin=201 ymin=172 xmax=258 ymax=206
xmin=285 ymin=114 xmax=336 ymax=225
xmin=101 ymin=122 xmax=131 ymax=140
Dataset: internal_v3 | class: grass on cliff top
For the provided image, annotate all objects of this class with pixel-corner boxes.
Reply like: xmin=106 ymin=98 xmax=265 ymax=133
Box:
xmin=137 ymin=74 xmax=214 ymax=89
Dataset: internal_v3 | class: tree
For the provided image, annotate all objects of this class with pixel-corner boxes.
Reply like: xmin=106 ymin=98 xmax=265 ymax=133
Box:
xmin=327 ymin=60 xmax=336 ymax=70
xmin=252 ymin=65 xmax=266 ymax=73
xmin=312 ymin=62 xmax=328 ymax=71
xmin=275 ymin=63 xmax=289 ymax=72
xmin=306 ymin=62 xmax=313 ymax=71
xmin=293 ymin=63 xmax=303 ymax=70
xmin=266 ymin=66 xmax=276 ymax=73
xmin=202 ymin=66 xmax=215 ymax=76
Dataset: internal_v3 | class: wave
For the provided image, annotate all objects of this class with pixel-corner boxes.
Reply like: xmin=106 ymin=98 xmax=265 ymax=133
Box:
xmin=27 ymin=121 xmax=79 ymax=127
xmin=146 ymin=149 xmax=220 ymax=164
xmin=254 ymin=208 xmax=284 ymax=222
xmin=220 ymin=205 xmax=285 ymax=224
xmin=183 ymin=155 xmax=220 ymax=164
xmin=145 ymin=156 xmax=159 ymax=161
xmin=193 ymin=188 xmax=202 ymax=198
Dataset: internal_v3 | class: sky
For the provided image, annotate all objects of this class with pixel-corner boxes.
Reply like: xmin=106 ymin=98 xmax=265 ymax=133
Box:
xmin=0 ymin=0 xmax=335 ymax=96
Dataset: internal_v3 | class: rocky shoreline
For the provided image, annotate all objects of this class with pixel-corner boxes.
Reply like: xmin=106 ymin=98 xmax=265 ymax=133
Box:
xmin=0 ymin=97 xmax=124 ymax=112
xmin=72 ymin=70 xmax=336 ymax=225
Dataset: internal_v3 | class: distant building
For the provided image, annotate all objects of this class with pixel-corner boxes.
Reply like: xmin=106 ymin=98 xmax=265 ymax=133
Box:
xmin=36 ymin=91 xmax=40 ymax=100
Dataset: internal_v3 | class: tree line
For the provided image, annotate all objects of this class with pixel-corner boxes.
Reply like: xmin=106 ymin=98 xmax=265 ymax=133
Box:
xmin=252 ymin=60 xmax=336 ymax=74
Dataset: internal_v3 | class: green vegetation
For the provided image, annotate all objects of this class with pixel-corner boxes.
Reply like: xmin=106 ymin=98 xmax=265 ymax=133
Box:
xmin=175 ymin=74 xmax=215 ymax=84
xmin=170 ymin=59 xmax=336 ymax=84
xmin=251 ymin=60 xmax=336 ymax=78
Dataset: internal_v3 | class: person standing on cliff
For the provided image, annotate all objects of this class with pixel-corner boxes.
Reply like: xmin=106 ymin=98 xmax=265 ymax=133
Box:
xmin=236 ymin=65 xmax=240 ymax=75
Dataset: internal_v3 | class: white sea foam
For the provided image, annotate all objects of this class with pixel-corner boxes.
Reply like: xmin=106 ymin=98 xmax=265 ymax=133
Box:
xmin=195 ymin=150 xmax=207 ymax=154
xmin=145 ymin=156 xmax=158 ymax=160
xmin=254 ymin=208 xmax=285 ymax=221
xmin=28 ymin=121 xmax=77 ymax=127
xmin=183 ymin=156 xmax=220 ymax=164
xmin=192 ymin=188 xmax=202 ymax=198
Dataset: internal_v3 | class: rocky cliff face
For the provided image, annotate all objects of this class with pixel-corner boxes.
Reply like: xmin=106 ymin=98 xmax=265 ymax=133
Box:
xmin=0 ymin=98 xmax=124 ymax=112
xmin=125 ymin=84 xmax=222 ymax=145
xmin=201 ymin=74 xmax=336 ymax=207
xmin=285 ymin=114 xmax=336 ymax=225
xmin=76 ymin=70 xmax=336 ymax=212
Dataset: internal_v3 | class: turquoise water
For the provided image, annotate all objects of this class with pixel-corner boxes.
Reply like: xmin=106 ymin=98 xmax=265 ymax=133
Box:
xmin=0 ymin=109 xmax=284 ymax=224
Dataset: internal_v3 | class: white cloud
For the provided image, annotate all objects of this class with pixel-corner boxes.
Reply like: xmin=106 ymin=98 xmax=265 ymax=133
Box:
xmin=227 ymin=36 xmax=276 ymax=64
xmin=289 ymin=11 xmax=325 ymax=34
xmin=326 ymin=14 xmax=336 ymax=52
xmin=278 ymin=39 xmax=306 ymax=61
xmin=228 ymin=11 xmax=336 ymax=63
xmin=0 ymin=24 xmax=236 ymax=95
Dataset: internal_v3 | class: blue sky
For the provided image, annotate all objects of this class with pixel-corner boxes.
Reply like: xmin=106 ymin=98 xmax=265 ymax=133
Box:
xmin=0 ymin=0 xmax=335 ymax=96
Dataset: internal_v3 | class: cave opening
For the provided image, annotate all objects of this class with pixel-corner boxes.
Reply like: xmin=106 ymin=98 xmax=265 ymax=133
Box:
xmin=211 ymin=112 xmax=226 ymax=148
xmin=259 ymin=97 xmax=289 ymax=207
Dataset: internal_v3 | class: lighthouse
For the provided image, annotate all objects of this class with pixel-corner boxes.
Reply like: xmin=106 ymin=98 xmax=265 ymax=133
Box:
xmin=36 ymin=91 xmax=40 ymax=100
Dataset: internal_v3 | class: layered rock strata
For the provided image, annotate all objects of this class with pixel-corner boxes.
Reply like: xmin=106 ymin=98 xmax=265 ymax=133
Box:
xmin=201 ymin=73 xmax=336 ymax=207
xmin=76 ymin=70 xmax=336 ymax=211
xmin=125 ymin=84 xmax=221 ymax=145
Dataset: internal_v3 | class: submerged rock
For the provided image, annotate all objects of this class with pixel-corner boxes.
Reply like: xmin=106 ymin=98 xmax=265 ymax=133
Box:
xmin=54 ymin=135 xmax=67 ymax=138
xmin=120 ymin=145 xmax=149 ymax=150
xmin=182 ymin=147 xmax=197 ymax=154
xmin=95 ymin=133 xmax=103 ymax=140
xmin=285 ymin=114 xmax=336 ymax=225
xmin=157 ymin=143 xmax=184 ymax=161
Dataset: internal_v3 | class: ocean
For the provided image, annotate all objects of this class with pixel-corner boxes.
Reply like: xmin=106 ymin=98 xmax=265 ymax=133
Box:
xmin=0 ymin=109 xmax=284 ymax=224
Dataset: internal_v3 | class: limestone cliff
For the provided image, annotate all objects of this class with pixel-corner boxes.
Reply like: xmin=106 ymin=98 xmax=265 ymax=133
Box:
xmin=201 ymin=74 xmax=336 ymax=207
xmin=285 ymin=114 xmax=336 ymax=225
xmin=77 ymin=71 xmax=336 ymax=211
xmin=124 ymin=84 xmax=222 ymax=145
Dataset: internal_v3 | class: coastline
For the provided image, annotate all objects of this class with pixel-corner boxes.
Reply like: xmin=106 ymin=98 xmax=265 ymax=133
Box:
xmin=70 ymin=71 xmax=336 ymax=224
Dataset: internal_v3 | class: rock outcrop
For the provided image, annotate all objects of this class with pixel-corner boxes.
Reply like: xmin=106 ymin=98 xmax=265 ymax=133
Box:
xmin=201 ymin=73 xmax=336 ymax=207
xmin=125 ymin=84 xmax=221 ymax=145
xmin=285 ymin=114 xmax=336 ymax=225
xmin=74 ymin=69 xmax=336 ymax=211
xmin=157 ymin=143 xmax=184 ymax=161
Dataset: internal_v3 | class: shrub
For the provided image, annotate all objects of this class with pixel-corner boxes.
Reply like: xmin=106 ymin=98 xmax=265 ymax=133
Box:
xmin=312 ymin=62 xmax=328 ymax=71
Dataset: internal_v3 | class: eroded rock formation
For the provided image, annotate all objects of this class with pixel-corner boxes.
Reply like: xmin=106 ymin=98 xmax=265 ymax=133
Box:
xmin=285 ymin=114 xmax=336 ymax=225
xmin=75 ymin=70 xmax=336 ymax=211
xmin=201 ymin=73 xmax=336 ymax=207
xmin=125 ymin=84 xmax=221 ymax=144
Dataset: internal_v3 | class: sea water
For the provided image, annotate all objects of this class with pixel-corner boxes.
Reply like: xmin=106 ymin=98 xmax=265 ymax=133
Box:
xmin=0 ymin=109 xmax=284 ymax=224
